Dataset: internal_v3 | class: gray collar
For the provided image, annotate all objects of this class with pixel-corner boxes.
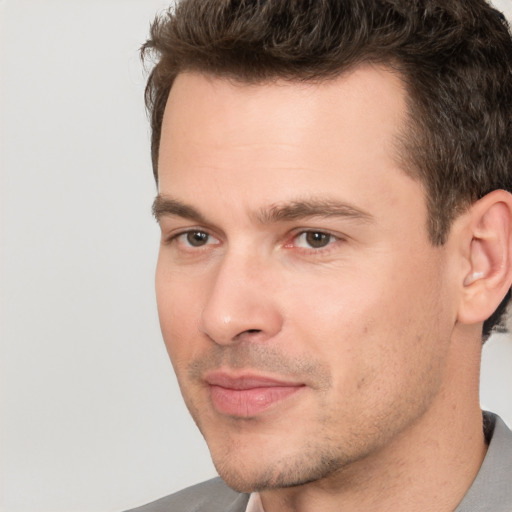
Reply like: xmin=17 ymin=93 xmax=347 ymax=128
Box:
xmin=455 ymin=412 xmax=512 ymax=511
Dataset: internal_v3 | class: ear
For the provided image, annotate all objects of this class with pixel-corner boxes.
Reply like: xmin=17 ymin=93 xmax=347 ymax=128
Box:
xmin=457 ymin=190 xmax=512 ymax=325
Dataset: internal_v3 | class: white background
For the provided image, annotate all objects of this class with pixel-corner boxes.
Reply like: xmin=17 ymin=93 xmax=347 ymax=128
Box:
xmin=1 ymin=1 xmax=511 ymax=511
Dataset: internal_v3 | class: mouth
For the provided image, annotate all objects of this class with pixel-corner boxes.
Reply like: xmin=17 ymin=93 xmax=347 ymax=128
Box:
xmin=204 ymin=371 xmax=305 ymax=418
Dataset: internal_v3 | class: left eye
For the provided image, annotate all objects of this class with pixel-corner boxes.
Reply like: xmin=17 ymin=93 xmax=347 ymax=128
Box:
xmin=294 ymin=231 xmax=336 ymax=249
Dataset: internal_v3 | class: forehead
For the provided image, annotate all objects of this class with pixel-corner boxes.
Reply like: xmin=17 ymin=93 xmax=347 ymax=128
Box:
xmin=158 ymin=66 xmax=423 ymax=226
xmin=161 ymin=65 xmax=408 ymax=161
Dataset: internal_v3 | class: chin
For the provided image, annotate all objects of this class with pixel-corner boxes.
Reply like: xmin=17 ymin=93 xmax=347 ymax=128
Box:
xmin=210 ymin=445 xmax=348 ymax=493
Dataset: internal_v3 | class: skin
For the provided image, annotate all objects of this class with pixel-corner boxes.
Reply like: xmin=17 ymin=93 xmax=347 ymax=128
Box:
xmin=154 ymin=66 xmax=498 ymax=511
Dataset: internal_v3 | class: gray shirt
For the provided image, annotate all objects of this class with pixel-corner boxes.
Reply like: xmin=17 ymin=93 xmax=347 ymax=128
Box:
xmin=126 ymin=413 xmax=512 ymax=512
xmin=455 ymin=413 xmax=512 ymax=511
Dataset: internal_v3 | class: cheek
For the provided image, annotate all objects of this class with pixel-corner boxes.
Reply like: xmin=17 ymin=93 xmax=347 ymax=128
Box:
xmin=155 ymin=264 xmax=206 ymax=367
xmin=284 ymin=274 xmax=379 ymax=385
xmin=286 ymin=258 xmax=449 ymax=394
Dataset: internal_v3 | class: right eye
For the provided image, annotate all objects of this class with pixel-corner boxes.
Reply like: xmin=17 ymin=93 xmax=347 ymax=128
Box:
xmin=183 ymin=230 xmax=209 ymax=247
xmin=173 ymin=230 xmax=220 ymax=248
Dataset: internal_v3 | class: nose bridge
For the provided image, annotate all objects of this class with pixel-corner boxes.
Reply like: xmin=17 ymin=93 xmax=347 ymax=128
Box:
xmin=200 ymin=246 xmax=282 ymax=345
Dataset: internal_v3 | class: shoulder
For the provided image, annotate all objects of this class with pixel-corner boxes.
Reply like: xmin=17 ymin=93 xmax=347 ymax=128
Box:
xmin=125 ymin=477 xmax=249 ymax=512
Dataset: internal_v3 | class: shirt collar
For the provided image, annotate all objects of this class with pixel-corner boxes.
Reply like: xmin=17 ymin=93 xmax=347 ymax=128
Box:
xmin=245 ymin=491 xmax=265 ymax=512
xmin=454 ymin=412 xmax=512 ymax=511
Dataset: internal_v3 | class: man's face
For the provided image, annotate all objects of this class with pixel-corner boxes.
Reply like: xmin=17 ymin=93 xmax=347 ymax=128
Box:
xmin=155 ymin=67 xmax=459 ymax=491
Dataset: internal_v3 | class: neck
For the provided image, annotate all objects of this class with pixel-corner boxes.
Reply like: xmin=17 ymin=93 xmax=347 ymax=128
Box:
xmin=260 ymin=332 xmax=486 ymax=512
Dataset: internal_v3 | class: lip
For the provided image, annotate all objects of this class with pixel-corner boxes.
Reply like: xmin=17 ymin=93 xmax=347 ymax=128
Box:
xmin=204 ymin=371 xmax=305 ymax=417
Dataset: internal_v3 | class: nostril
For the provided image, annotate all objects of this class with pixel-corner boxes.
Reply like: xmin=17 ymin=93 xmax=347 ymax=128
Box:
xmin=231 ymin=328 xmax=267 ymax=344
xmin=234 ymin=329 xmax=263 ymax=340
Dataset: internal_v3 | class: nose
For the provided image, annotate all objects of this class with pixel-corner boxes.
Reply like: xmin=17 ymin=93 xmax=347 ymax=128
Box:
xmin=200 ymin=252 xmax=283 ymax=345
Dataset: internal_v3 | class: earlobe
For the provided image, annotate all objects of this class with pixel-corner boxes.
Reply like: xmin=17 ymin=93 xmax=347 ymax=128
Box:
xmin=457 ymin=190 xmax=512 ymax=326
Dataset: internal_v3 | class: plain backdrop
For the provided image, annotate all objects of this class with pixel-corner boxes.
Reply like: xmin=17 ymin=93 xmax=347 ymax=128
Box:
xmin=1 ymin=1 xmax=511 ymax=511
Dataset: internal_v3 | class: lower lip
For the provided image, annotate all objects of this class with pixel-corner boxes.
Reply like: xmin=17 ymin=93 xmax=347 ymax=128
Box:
xmin=209 ymin=385 xmax=303 ymax=417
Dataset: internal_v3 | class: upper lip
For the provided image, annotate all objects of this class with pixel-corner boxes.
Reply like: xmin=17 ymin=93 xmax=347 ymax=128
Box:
xmin=204 ymin=371 xmax=304 ymax=390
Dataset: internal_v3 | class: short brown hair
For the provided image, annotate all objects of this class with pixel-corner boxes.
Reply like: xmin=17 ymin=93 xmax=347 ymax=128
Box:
xmin=141 ymin=0 xmax=512 ymax=337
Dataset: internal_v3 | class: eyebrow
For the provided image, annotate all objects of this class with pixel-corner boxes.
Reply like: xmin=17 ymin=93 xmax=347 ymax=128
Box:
xmin=153 ymin=195 xmax=207 ymax=223
xmin=256 ymin=199 xmax=373 ymax=224
xmin=152 ymin=194 xmax=373 ymax=225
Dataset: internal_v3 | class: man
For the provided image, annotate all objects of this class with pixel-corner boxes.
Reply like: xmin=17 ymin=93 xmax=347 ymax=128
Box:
xmin=129 ymin=0 xmax=512 ymax=510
